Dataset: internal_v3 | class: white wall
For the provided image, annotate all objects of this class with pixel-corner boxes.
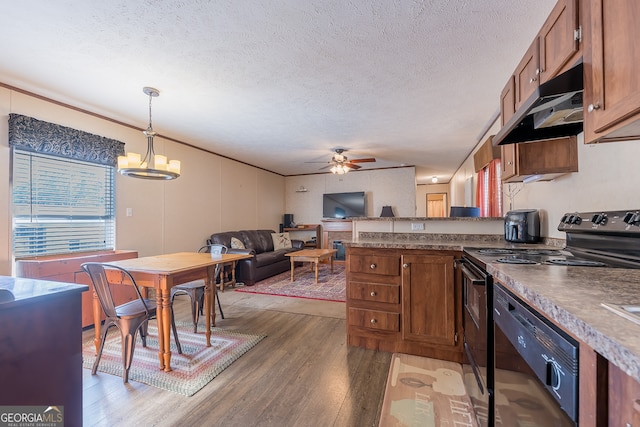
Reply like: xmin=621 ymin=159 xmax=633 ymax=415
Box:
xmin=451 ymin=130 xmax=640 ymax=239
xmin=284 ymin=166 xmax=416 ymax=225
xmin=0 ymin=87 xmax=285 ymax=274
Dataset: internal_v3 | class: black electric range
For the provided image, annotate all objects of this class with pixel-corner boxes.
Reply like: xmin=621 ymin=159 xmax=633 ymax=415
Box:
xmin=459 ymin=209 xmax=640 ymax=426
xmin=466 ymin=209 xmax=640 ymax=269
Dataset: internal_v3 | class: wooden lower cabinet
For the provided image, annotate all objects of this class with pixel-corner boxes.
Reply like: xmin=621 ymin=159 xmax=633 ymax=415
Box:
xmin=346 ymin=247 xmax=462 ymax=363
xmin=15 ymin=250 xmax=138 ymax=327
xmin=609 ymin=362 xmax=640 ymax=426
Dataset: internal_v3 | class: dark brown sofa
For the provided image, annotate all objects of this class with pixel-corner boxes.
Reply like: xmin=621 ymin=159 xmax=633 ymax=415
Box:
xmin=209 ymin=229 xmax=304 ymax=286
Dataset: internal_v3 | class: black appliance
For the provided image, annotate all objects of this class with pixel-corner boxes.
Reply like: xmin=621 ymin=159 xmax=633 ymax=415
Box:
xmin=322 ymin=191 xmax=365 ymax=219
xmin=283 ymin=213 xmax=294 ymax=228
xmin=451 ymin=206 xmax=480 ymax=217
xmin=493 ymin=61 xmax=583 ymax=146
xmin=460 ymin=209 xmax=640 ymax=426
xmin=504 ymin=209 xmax=540 ymax=243
xmin=458 ymin=255 xmax=493 ymax=426
xmin=493 ymin=283 xmax=578 ymax=425
xmin=333 ymin=240 xmax=346 ymax=261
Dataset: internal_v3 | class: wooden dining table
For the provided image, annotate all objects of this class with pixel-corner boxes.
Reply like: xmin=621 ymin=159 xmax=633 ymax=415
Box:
xmin=95 ymin=251 xmax=252 ymax=372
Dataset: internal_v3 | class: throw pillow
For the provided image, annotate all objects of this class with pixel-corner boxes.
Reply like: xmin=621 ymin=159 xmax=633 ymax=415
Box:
xmin=230 ymin=237 xmax=245 ymax=249
xmin=271 ymin=232 xmax=292 ymax=250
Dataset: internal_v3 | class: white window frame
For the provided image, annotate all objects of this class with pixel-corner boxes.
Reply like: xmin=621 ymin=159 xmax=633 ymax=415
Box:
xmin=12 ymin=149 xmax=116 ymax=258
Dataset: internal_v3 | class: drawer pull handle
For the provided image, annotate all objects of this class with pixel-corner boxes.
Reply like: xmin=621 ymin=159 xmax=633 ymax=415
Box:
xmin=370 ymin=263 xmax=376 ymax=269
xmin=370 ymin=291 xmax=377 ymax=297
xmin=370 ymin=318 xmax=377 ymax=324
xmin=588 ymin=103 xmax=601 ymax=112
xmin=403 ymin=263 xmax=408 ymax=268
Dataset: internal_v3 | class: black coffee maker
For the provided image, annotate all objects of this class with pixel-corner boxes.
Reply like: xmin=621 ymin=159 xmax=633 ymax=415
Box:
xmin=504 ymin=209 xmax=541 ymax=243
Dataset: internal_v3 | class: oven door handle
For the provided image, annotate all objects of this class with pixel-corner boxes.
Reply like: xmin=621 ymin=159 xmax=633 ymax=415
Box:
xmin=456 ymin=258 xmax=486 ymax=285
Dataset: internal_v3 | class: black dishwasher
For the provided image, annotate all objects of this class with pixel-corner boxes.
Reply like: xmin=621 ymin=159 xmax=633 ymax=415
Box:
xmin=493 ymin=283 xmax=578 ymax=426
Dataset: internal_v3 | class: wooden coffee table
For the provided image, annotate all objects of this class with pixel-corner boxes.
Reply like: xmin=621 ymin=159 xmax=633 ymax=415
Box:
xmin=285 ymin=248 xmax=338 ymax=283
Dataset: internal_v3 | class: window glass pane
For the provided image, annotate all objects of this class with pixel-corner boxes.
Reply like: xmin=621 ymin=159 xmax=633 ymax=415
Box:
xmin=12 ymin=150 xmax=115 ymax=258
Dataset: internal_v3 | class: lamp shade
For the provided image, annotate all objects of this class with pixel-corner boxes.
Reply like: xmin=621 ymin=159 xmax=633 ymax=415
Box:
xmin=380 ymin=206 xmax=395 ymax=217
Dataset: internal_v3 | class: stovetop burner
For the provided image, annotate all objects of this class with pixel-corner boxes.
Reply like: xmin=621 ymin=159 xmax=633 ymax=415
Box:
xmin=545 ymin=259 xmax=607 ymax=267
xmin=496 ymin=257 xmax=539 ymax=265
xmin=465 ymin=209 xmax=640 ymax=270
xmin=478 ymin=248 xmax=516 ymax=255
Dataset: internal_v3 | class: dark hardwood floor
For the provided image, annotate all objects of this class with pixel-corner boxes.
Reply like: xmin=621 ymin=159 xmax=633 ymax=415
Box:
xmin=82 ymin=290 xmax=392 ymax=426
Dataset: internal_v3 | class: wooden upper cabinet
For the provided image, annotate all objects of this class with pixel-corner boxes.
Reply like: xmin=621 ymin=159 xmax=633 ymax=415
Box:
xmin=500 ymin=76 xmax=516 ymax=126
xmin=501 ymin=0 xmax=582 ymax=129
xmin=539 ymin=0 xmax=581 ymax=84
xmin=584 ymin=0 xmax=640 ymax=143
xmin=502 ymin=136 xmax=578 ymax=182
xmin=514 ymin=38 xmax=541 ymax=111
xmin=501 ymin=144 xmax=517 ymax=181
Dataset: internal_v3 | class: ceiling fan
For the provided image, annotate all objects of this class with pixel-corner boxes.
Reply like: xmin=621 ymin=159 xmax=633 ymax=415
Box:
xmin=311 ymin=149 xmax=376 ymax=173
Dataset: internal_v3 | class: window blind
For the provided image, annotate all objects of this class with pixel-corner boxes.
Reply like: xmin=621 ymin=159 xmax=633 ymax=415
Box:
xmin=12 ymin=149 xmax=116 ymax=258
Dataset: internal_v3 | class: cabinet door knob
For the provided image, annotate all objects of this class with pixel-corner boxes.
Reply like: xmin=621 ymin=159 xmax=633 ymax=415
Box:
xmin=370 ymin=318 xmax=377 ymax=324
xmin=403 ymin=263 xmax=409 ymax=268
xmin=370 ymin=263 xmax=376 ymax=269
xmin=588 ymin=103 xmax=601 ymax=112
xmin=370 ymin=291 xmax=377 ymax=297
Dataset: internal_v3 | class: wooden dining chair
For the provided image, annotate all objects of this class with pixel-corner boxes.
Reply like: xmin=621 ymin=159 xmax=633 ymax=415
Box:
xmin=81 ymin=262 xmax=182 ymax=383
xmin=170 ymin=244 xmax=227 ymax=337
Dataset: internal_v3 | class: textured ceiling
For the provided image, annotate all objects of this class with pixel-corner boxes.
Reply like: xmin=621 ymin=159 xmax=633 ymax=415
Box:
xmin=0 ymin=0 xmax=557 ymax=183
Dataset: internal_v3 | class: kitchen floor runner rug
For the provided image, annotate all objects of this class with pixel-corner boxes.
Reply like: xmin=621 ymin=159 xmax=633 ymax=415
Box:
xmin=234 ymin=263 xmax=345 ymax=302
xmin=379 ymin=353 xmax=479 ymax=427
xmin=82 ymin=322 xmax=265 ymax=396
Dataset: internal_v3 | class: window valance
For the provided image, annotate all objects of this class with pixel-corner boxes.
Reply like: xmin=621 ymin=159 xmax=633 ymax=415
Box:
xmin=8 ymin=114 xmax=125 ymax=166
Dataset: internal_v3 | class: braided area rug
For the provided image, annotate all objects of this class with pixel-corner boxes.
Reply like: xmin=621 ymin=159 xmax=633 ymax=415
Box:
xmin=234 ymin=263 xmax=345 ymax=302
xmin=82 ymin=322 xmax=265 ymax=396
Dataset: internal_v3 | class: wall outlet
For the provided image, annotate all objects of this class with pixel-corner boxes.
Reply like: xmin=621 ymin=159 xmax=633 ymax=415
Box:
xmin=411 ymin=222 xmax=424 ymax=231
xmin=126 ymin=208 xmax=133 ymax=217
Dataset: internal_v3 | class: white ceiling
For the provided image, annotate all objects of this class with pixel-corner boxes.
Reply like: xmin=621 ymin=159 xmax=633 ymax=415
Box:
xmin=0 ymin=0 xmax=557 ymax=184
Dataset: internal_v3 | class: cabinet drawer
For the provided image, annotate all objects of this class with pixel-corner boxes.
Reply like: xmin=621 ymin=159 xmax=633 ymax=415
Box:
xmin=348 ymin=308 xmax=400 ymax=332
xmin=348 ymin=281 xmax=399 ymax=304
xmin=349 ymin=255 xmax=400 ymax=276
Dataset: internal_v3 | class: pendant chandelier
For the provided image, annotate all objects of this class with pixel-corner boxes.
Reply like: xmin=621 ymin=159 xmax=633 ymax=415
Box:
xmin=117 ymin=87 xmax=181 ymax=180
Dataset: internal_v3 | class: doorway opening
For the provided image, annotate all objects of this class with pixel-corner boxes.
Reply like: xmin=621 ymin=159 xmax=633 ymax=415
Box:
xmin=427 ymin=193 xmax=448 ymax=217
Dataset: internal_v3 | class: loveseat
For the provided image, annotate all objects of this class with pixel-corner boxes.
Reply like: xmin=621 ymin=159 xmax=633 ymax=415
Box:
xmin=209 ymin=229 xmax=304 ymax=286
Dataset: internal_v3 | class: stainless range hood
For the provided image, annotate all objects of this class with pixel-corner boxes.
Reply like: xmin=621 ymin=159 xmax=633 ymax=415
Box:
xmin=493 ymin=61 xmax=583 ymax=146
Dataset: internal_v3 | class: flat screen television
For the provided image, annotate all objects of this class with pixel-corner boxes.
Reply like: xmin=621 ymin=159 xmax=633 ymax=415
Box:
xmin=323 ymin=191 xmax=366 ymax=219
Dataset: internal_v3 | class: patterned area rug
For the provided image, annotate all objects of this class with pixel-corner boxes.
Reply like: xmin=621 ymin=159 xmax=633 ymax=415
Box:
xmin=379 ymin=353 xmax=479 ymax=426
xmin=82 ymin=322 xmax=265 ymax=396
xmin=234 ymin=263 xmax=345 ymax=302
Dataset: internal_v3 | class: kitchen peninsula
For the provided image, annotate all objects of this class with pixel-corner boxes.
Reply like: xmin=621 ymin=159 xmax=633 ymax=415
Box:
xmin=0 ymin=277 xmax=87 ymax=427
xmin=346 ymin=231 xmax=640 ymax=426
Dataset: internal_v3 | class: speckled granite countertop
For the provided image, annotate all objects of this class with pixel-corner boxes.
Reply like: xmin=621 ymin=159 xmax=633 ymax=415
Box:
xmin=346 ymin=234 xmax=640 ymax=383
xmin=352 ymin=216 xmax=503 ymax=222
